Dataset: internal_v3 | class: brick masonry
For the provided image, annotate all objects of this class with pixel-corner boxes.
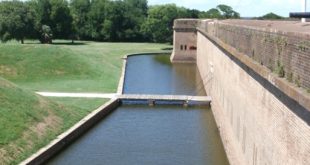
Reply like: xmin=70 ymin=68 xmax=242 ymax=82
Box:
xmin=172 ymin=19 xmax=310 ymax=165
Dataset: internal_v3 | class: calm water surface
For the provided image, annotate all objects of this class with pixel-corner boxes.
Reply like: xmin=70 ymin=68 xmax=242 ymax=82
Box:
xmin=47 ymin=55 xmax=229 ymax=165
xmin=124 ymin=55 xmax=206 ymax=95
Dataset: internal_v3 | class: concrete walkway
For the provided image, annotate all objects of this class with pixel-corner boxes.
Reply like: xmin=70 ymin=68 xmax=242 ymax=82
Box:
xmin=36 ymin=92 xmax=117 ymax=99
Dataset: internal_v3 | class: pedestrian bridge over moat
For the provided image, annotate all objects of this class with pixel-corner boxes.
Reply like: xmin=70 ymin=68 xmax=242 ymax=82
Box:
xmin=36 ymin=92 xmax=211 ymax=106
xmin=117 ymin=94 xmax=211 ymax=106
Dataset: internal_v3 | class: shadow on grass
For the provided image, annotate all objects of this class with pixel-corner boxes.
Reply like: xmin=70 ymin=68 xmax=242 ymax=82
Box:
xmin=161 ymin=47 xmax=173 ymax=51
xmin=24 ymin=41 xmax=87 ymax=46
xmin=51 ymin=42 xmax=87 ymax=46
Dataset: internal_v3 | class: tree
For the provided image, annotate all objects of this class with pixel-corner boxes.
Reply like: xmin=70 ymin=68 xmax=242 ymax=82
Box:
xmin=187 ymin=9 xmax=200 ymax=18
xmin=89 ymin=0 xmax=148 ymax=41
xmin=70 ymin=0 xmax=91 ymax=40
xmin=36 ymin=0 xmax=52 ymax=26
xmin=142 ymin=4 xmax=191 ymax=43
xmin=50 ymin=0 xmax=73 ymax=38
xmin=217 ymin=4 xmax=240 ymax=19
xmin=36 ymin=0 xmax=73 ymax=41
xmin=259 ymin=12 xmax=283 ymax=20
xmin=0 ymin=1 xmax=37 ymax=43
xmin=86 ymin=0 xmax=106 ymax=40
xmin=199 ymin=8 xmax=222 ymax=19
xmin=100 ymin=0 xmax=126 ymax=41
xmin=122 ymin=0 xmax=148 ymax=41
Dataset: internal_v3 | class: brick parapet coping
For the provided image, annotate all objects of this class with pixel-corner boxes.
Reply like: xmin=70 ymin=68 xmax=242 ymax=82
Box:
xmin=216 ymin=21 xmax=310 ymax=40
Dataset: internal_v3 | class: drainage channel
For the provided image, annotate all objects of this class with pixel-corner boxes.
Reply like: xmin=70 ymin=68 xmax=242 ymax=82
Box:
xmin=46 ymin=54 xmax=228 ymax=165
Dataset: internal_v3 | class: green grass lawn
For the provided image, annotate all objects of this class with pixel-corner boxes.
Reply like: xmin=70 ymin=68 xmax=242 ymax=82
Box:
xmin=0 ymin=40 xmax=170 ymax=93
xmin=48 ymin=97 xmax=109 ymax=111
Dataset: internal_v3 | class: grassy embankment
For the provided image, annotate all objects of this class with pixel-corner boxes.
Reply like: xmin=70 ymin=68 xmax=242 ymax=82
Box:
xmin=0 ymin=40 xmax=170 ymax=107
xmin=0 ymin=77 xmax=91 ymax=164
xmin=0 ymin=40 xmax=170 ymax=164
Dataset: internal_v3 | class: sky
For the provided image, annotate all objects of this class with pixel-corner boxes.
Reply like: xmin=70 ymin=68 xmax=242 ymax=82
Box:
xmin=148 ymin=0 xmax=309 ymax=17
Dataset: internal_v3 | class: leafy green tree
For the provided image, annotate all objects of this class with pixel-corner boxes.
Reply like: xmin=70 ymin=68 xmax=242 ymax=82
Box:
xmin=36 ymin=0 xmax=52 ymax=25
xmin=90 ymin=0 xmax=148 ymax=41
xmin=87 ymin=0 xmax=107 ymax=40
xmin=259 ymin=12 xmax=283 ymax=20
xmin=36 ymin=0 xmax=73 ymax=40
xmin=187 ymin=9 xmax=200 ymax=18
xmin=142 ymin=4 xmax=190 ymax=43
xmin=123 ymin=0 xmax=148 ymax=41
xmin=100 ymin=0 xmax=126 ymax=41
xmin=26 ymin=0 xmax=41 ymax=35
xmin=125 ymin=0 xmax=148 ymax=16
xmin=50 ymin=0 xmax=73 ymax=38
xmin=199 ymin=8 xmax=222 ymax=18
xmin=217 ymin=4 xmax=240 ymax=19
xmin=85 ymin=0 xmax=148 ymax=41
xmin=0 ymin=0 xmax=37 ymax=43
xmin=70 ymin=0 xmax=91 ymax=39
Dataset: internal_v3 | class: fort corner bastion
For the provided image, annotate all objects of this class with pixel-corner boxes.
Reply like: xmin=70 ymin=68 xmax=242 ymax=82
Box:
xmin=170 ymin=19 xmax=199 ymax=62
xmin=171 ymin=19 xmax=310 ymax=165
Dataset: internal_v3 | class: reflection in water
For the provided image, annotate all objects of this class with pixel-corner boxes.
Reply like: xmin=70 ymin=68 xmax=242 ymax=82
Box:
xmin=47 ymin=54 xmax=228 ymax=165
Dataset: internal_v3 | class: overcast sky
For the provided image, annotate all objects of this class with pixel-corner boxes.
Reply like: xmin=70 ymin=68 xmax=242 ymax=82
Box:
xmin=148 ymin=0 xmax=308 ymax=17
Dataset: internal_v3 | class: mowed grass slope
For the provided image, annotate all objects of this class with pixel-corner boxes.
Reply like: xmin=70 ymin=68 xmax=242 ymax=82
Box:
xmin=0 ymin=41 xmax=170 ymax=92
xmin=0 ymin=77 xmax=91 ymax=164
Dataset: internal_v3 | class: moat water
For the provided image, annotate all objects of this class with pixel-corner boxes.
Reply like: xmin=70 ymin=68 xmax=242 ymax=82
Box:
xmin=47 ymin=54 xmax=229 ymax=165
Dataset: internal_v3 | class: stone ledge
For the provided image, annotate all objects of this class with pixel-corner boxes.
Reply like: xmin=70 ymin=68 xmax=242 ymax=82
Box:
xmin=197 ymin=27 xmax=310 ymax=114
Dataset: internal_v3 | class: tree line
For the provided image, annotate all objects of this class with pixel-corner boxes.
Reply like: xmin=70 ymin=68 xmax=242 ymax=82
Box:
xmin=0 ymin=0 xmax=241 ymax=44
